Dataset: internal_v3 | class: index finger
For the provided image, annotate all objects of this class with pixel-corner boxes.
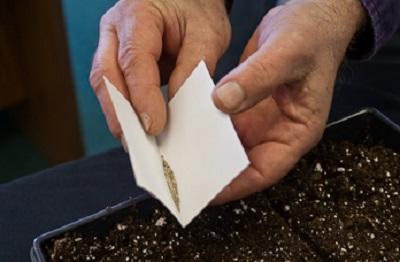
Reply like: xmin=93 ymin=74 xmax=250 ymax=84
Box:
xmin=115 ymin=5 xmax=167 ymax=135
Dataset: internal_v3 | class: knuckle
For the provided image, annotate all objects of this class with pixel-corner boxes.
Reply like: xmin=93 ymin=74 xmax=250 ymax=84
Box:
xmin=277 ymin=32 xmax=314 ymax=63
xmin=100 ymin=5 xmax=115 ymax=26
xmin=118 ymin=43 xmax=141 ymax=72
xmin=99 ymin=13 xmax=110 ymax=27
xmin=114 ymin=0 xmax=134 ymax=11
xmin=261 ymin=14 xmax=270 ymax=24
xmin=262 ymin=6 xmax=282 ymax=24
xmin=102 ymin=0 xmax=148 ymax=26
xmin=132 ymin=0 xmax=152 ymax=10
xmin=251 ymin=59 xmax=271 ymax=75
xmin=286 ymin=31 xmax=311 ymax=55
xmin=246 ymin=59 xmax=274 ymax=86
xmin=270 ymin=5 xmax=283 ymax=15
xmin=118 ymin=0 xmax=154 ymax=17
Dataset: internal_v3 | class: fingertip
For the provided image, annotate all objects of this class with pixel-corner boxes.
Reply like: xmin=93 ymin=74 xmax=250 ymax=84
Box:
xmin=211 ymin=89 xmax=226 ymax=113
xmin=148 ymin=123 xmax=166 ymax=136
xmin=212 ymin=88 xmax=237 ymax=115
xmin=143 ymin=110 xmax=166 ymax=136
xmin=137 ymin=91 xmax=168 ymax=136
xmin=210 ymin=185 xmax=233 ymax=206
xmin=213 ymin=81 xmax=246 ymax=114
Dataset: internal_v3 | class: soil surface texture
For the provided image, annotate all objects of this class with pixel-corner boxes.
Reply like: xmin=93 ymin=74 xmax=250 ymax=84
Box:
xmin=45 ymin=139 xmax=399 ymax=261
xmin=268 ymin=138 xmax=400 ymax=261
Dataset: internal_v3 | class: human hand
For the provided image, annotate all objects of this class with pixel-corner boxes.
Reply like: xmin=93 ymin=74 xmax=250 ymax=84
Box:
xmin=90 ymin=0 xmax=230 ymax=139
xmin=212 ymin=0 xmax=366 ymax=204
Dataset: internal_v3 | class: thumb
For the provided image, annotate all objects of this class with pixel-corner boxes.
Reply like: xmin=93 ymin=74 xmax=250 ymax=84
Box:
xmin=213 ymin=40 xmax=310 ymax=114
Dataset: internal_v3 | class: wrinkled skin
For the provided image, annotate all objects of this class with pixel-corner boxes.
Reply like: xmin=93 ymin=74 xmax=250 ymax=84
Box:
xmin=90 ymin=0 xmax=366 ymax=204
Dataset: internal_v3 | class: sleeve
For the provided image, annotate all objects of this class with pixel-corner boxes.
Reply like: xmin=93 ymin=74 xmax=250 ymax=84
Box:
xmin=347 ymin=0 xmax=400 ymax=59
xmin=224 ymin=0 xmax=234 ymax=13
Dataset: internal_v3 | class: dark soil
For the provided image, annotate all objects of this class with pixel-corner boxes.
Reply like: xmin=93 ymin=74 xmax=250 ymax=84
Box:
xmin=46 ymin=193 xmax=318 ymax=261
xmin=268 ymin=139 xmax=400 ymax=261
xmin=45 ymin=139 xmax=400 ymax=262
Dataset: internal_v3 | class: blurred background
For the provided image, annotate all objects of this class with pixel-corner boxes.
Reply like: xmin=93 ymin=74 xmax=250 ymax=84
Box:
xmin=0 ymin=0 xmax=119 ymax=182
xmin=1 ymin=0 xmax=399 ymax=183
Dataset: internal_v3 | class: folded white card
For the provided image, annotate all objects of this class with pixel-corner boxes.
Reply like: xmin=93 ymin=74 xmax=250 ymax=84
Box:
xmin=104 ymin=61 xmax=249 ymax=227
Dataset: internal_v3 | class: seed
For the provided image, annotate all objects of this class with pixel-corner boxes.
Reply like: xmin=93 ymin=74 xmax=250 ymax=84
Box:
xmin=162 ymin=156 xmax=180 ymax=211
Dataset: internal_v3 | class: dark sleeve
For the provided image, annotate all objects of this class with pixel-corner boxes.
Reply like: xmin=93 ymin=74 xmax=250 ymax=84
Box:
xmin=348 ymin=0 xmax=400 ymax=59
xmin=224 ymin=0 xmax=234 ymax=13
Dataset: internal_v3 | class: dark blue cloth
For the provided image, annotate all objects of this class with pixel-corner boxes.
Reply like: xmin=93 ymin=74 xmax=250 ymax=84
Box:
xmin=330 ymin=32 xmax=400 ymax=124
xmin=360 ymin=0 xmax=400 ymax=57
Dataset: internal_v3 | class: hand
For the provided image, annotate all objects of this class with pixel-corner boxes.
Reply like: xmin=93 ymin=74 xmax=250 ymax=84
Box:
xmin=212 ymin=0 xmax=366 ymax=204
xmin=90 ymin=0 xmax=230 ymax=139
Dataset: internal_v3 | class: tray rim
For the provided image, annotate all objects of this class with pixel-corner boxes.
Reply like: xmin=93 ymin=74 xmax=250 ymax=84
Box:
xmin=31 ymin=194 xmax=151 ymax=262
xmin=327 ymin=108 xmax=399 ymax=131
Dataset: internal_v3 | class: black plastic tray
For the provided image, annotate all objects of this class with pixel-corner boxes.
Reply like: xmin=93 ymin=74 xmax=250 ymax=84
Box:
xmin=30 ymin=108 xmax=400 ymax=262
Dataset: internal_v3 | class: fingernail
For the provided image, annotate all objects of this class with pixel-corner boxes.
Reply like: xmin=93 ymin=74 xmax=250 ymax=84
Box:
xmin=215 ymin=82 xmax=245 ymax=112
xmin=140 ymin=113 xmax=152 ymax=132
xmin=121 ymin=135 xmax=128 ymax=153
